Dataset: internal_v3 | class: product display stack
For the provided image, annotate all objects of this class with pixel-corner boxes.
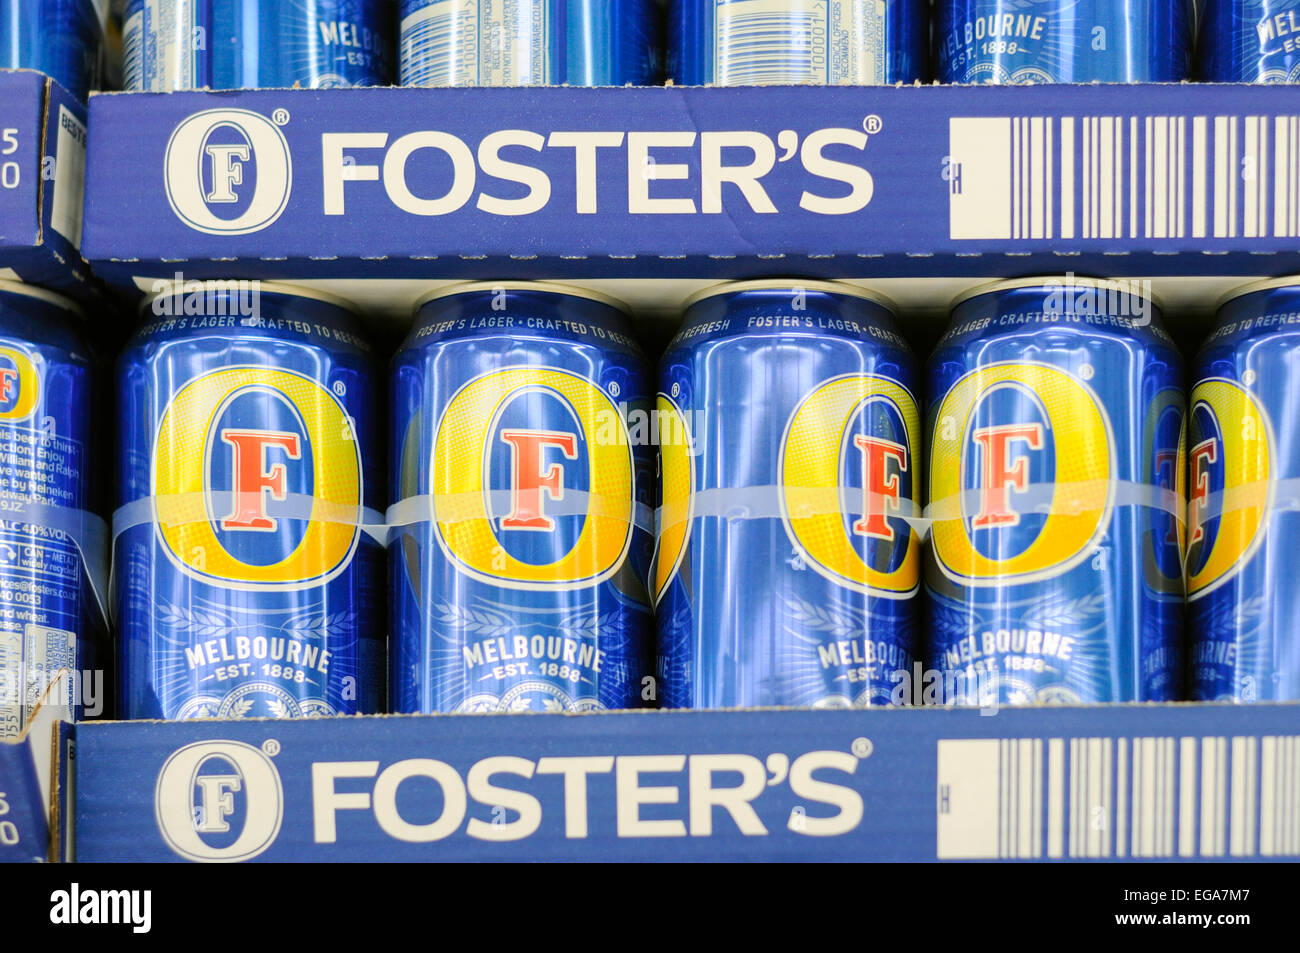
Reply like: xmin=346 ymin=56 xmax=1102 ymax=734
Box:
xmin=0 ymin=0 xmax=1296 ymax=871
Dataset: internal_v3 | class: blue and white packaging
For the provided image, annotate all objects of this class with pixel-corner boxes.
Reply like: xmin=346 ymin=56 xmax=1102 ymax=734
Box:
xmin=0 ymin=70 xmax=92 ymax=301
xmin=82 ymin=83 xmax=1300 ymax=323
xmin=73 ymin=704 xmax=1300 ymax=861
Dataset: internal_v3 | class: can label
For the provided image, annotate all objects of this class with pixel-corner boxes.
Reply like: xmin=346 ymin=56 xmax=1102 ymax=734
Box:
xmin=1202 ymin=0 xmax=1300 ymax=82
xmin=712 ymin=0 xmax=889 ymax=84
xmin=125 ymin=0 xmax=389 ymax=91
xmin=926 ymin=287 xmax=1184 ymax=705
xmin=116 ymin=301 xmax=384 ymax=720
xmin=0 ymin=0 xmax=104 ymax=100
xmin=391 ymin=291 xmax=654 ymax=713
xmin=400 ymin=0 xmax=551 ymax=85
xmin=656 ymin=288 xmax=920 ymax=709
xmin=937 ymin=0 xmax=1191 ymax=83
xmin=1187 ymin=291 xmax=1300 ymax=702
xmin=0 ymin=331 xmax=99 ymax=739
xmin=124 ymin=0 xmax=200 ymax=92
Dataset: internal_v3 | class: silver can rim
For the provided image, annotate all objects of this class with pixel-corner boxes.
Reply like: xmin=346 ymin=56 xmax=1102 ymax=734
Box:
xmin=950 ymin=276 xmax=1164 ymax=313
xmin=1215 ymin=275 xmax=1300 ymax=310
xmin=413 ymin=281 xmax=631 ymax=315
xmin=138 ymin=279 xmax=360 ymax=316
xmin=681 ymin=279 xmax=899 ymax=314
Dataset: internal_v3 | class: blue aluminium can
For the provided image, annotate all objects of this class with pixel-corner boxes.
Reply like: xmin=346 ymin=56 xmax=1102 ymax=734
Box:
xmin=926 ymin=278 xmax=1185 ymax=706
xmin=937 ymin=0 xmax=1193 ymax=83
xmin=656 ymin=281 xmax=921 ymax=710
xmin=123 ymin=0 xmax=393 ymax=91
xmin=390 ymin=283 xmax=655 ymax=713
xmin=115 ymin=281 xmax=385 ymax=720
xmin=0 ymin=0 xmax=104 ymax=100
xmin=0 ymin=282 xmax=105 ymax=739
xmin=1200 ymin=0 xmax=1300 ymax=82
xmin=1187 ymin=279 xmax=1300 ymax=702
xmin=670 ymin=0 xmax=925 ymax=85
xmin=399 ymin=0 xmax=659 ymax=86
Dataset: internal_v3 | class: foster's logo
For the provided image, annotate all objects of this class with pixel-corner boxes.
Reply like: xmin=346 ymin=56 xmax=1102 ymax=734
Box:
xmin=1185 ymin=378 xmax=1272 ymax=600
xmin=1142 ymin=388 xmax=1187 ymax=595
xmin=154 ymin=740 xmax=283 ymax=863
xmin=653 ymin=392 xmax=693 ymax=604
xmin=433 ymin=367 xmax=634 ymax=590
xmin=780 ymin=374 xmax=921 ymax=597
xmin=0 ymin=345 xmax=38 ymax=421
xmin=152 ymin=366 xmax=363 ymax=590
xmin=165 ymin=109 xmax=293 ymax=235
xmin=930 ymin=362 xmax=1113 ymax=586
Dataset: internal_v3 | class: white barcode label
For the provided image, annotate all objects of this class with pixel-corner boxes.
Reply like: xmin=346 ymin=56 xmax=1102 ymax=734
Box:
xmin=400 ymin=0 xmax=549 ymax=87
xmin=51 ymin=106 xmax=86 ymax=250
xmin=0 ymin=631 xmax=21 ymax=739
xmin=713 ymin=0 xmax=887 ymax=86
xmin=936 ymin=735 xmax=1300 ymax=859
xmin=127 ymin=0 xmax=201 ymax=92
xmin=949 ymin=114 xmax=1300 ymax=242
xmin=122 ymin=12 xmax=144 ymax=92
xmin=0 ymin=625 xmax=74 ymax=741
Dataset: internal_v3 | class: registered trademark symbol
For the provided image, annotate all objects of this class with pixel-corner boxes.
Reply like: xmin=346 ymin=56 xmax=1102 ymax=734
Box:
xmin=851 ymin=737 xmax=873 ymax=759
xmin=1079 ymin=363 xmax=1095 ymax=380
xmin=272 ymin=108 xmax=290 ymax=126
xmin=670 ymin=382 xmax=680 ymax=398
xmin=262 ymin=739 xmax=281 ymax=756
xmin=332 ymin=381 xmax=346 ymax=396
xmin=609 ymin=381 xmax=621 ymax=398
xmin=1243 ymin=368 xmax=1257 ymax=386
xmin=863 ymin=115 xmax=883 ymax=135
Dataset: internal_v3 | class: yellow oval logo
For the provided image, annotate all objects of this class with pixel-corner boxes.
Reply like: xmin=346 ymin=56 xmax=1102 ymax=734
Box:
xmin=780 ymin=374 xmax=921 ymax=597
xmin=152 ymin=366 xmax=363 ymax=590
xmin=0 ymin=345 xmax=40 ymax=421
xmin=1185 ymin=378 xmax=1272 ymax=600
xmin=652 ymin=393 xmax=693 ymax=604
xmin=930 ymin=362 xmax=1113 ymax=586
xmin=433 ymin=367 xmax=634 ymax=590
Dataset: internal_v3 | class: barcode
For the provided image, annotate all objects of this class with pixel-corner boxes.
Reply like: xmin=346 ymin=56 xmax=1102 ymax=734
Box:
xmin=715 ymin=1 xmax=823 ymax=85
xmin=122 ymin=13 xmax=143 ymax=92
xmin=400 ymin=0 xmax=548 ymax=87
xmin=399 ymin=2 xmax=470 ymax=87
xmin=936 ymin=736 xmax=1300 ymax=859
xmin=949 ymin=115 xmax=1300 ymax=242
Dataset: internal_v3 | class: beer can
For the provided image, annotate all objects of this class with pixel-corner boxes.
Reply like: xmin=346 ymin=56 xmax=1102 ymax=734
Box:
xmin=656 ymin=280 xmax=921 ymax=709
xmin=0 ymin=0 xmax=104 ymax=100
xmin=0 ymin=282 xmax=106 ymax=739
xmin=390 ymin=282 xmax=655 ymax=713
xmin=1187 ymin=278 xmax=1300 ymax=702
xmin=926 ymin=277 xmax=1185 ymax=706
xmin=115 ymin=281 xmax=386 ymax=720
xmin=1200 ymin=0 xmax=1300 ymax=82
xmin=399 ymin=0 xmax=659 ymax=87
xmin=936 ymin=0 xmax=1193 ymax=83
xmin=670 ymin=0 xmax=926 ymax=85
xmin=123 ymin=0 xmax=393 ymax=91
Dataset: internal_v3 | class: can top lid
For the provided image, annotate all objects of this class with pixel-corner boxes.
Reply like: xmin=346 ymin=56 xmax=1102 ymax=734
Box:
xmin=1215 ymin=276 xmax=1300 ymax=310
xmin=413 ymin=281 xmax=630 ymax=315
xmin=138 ymin=279 xmax=360 ymax=315
xmin=951 ymin=276 xmax=1164 ymax=312
xmin=681 ymin=279 xmax=898 ymax=313
xmin=0 ymin=279 xmax=83 ymax=318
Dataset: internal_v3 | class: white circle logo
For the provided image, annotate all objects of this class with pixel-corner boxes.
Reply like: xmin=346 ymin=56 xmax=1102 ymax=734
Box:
xmin=154 ymin=740 xmax=284 ymax=862
xmin=164 ymin=109 xmax=293 ymax=235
